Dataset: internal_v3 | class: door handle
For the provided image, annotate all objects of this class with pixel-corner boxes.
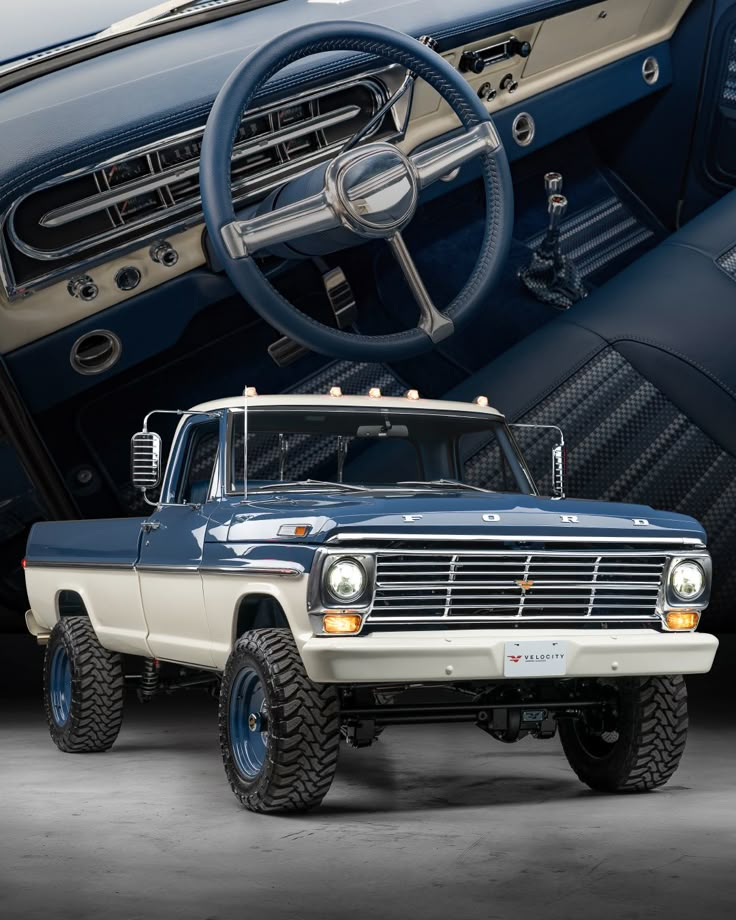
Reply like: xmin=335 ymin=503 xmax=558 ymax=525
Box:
xmin=141 ymin=521 xmax=162 ymax=533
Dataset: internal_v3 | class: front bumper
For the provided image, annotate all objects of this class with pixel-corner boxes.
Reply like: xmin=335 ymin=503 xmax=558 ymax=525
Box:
xmin=300 ymin=628 xmax=719 ymax=684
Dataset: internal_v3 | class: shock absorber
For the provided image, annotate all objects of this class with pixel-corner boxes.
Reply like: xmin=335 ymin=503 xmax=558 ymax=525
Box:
xmin=138 ymin=658 xmax=160 ymax=703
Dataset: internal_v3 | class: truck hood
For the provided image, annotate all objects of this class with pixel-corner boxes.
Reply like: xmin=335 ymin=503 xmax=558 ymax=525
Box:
xmin=224 ymin=491 xmax=706 ymax=545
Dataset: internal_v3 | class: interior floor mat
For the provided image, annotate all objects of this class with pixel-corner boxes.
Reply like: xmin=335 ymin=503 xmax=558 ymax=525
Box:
xmin=525 ymin=194 xmax=657 ymax=281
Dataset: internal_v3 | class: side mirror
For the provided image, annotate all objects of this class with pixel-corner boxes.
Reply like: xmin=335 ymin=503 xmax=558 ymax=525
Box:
xmin=131 ymin=431 xmax=162 ymax=493
xmin=509 ymin=422 xmax=567 ymax=499
xmin=551 ymin=443 xmax=567 ymax=500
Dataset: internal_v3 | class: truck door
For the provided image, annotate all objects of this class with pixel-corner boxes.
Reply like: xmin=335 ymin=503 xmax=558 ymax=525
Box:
xmin=137 ymin=416 xmax=220 ymax=667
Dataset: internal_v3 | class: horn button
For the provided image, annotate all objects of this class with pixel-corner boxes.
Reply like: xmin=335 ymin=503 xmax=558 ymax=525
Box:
xmin=327 ymin=144 xmax=418 ymax=238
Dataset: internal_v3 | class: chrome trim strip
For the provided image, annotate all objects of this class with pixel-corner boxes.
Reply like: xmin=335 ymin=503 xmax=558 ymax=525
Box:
xmin=199 ymin=564 xmax=304 ymax=577
xmin=136 ymin=564 xmax=199 ymax=573
xmin=0 ymin=66 xmax=407 ymax=298
xmin=327 ymin=533 xmax=706 ymax=546
xmin=41 ymin=105 xmax=362 ymax=229
xmin=24 ymin=560 xmax=134 ymax=570
xmin=25 ymin=559 xmax=304 ymax=576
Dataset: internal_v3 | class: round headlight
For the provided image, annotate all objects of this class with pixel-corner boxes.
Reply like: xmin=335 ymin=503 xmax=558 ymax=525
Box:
xmin=326 ymin=559 xmax=366 ymax=602
xmin=670 ymin=561 xmax=705 ymax=601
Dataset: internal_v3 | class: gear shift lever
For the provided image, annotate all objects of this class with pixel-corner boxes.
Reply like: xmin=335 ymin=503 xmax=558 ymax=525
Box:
xmin=547 ymin=193 xmax=567 ymax=235
xmin=544 ymin=171 xmax=563 ymax=196
xmin=519 ymin=174 xmax=586 ymax=309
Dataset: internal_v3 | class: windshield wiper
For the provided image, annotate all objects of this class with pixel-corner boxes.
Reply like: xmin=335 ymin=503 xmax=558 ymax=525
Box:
xmin=396 ymin=479 xmax=491 ymax=493
xmin=251 ymin=480 xmax=370 ymax=493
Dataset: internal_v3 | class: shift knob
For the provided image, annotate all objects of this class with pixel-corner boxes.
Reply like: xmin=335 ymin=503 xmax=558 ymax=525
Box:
xmin=547 ymin=193 xmax=568 ymax=231
xmin=544 ymin=172 xmax=563 ymax=196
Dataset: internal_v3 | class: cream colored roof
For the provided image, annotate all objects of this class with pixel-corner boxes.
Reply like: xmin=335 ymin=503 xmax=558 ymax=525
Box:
xmin=189 ymin=392 xmax=504 ymax=419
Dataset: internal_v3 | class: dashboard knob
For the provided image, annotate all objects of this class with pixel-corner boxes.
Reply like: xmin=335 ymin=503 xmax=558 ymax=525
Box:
xmin=500 ymin=73 xmax=519 ymax=93
xmin=115 ymin=266 xmax=141 ymax=292
xmin=150 ymin=240 xmax=179 ymax=267
xmin=460 ymin=51 xmax=486 ymax=74
xmin=67 ymin=275 xmax=98 ymax=302
xmin=509 ymin=38 xmax=532 ymax=58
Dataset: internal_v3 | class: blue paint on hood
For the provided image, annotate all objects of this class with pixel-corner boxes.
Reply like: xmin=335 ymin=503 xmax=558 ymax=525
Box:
xmin=224 ymin=490 xmax=707 ymax=544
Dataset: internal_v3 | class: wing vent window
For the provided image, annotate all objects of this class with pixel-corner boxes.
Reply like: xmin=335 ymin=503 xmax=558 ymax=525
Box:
xmin=3 ymin=77 xmax=393 ymax=292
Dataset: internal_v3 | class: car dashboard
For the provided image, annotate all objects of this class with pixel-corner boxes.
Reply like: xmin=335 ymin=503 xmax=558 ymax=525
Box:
xmin=0 ymin=0 xmax=691 ymax=354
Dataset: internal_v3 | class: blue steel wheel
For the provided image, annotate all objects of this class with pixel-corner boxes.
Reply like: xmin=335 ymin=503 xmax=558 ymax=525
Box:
xmin=219 ymin=629 xmax=340 ymax=813
xmin=228 ymin=667 xmax=269 ymax=779
xmin=44 ymin=618 xmax=124 ymax=753
xmin=49 ymin=644 xmax=72 ymax=726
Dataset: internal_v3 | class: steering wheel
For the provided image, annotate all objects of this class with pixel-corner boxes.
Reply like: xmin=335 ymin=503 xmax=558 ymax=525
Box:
xmin=200 ymin=21 xmax=513 ymax=362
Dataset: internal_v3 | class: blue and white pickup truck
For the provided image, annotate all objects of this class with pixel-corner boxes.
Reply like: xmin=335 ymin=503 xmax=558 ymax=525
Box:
xmin=24 ymin=390 xmax=718 ymax=812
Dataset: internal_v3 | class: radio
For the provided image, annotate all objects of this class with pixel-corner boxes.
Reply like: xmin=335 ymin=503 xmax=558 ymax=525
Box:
xmin=459 ymin=36 xmax=531 ymax=74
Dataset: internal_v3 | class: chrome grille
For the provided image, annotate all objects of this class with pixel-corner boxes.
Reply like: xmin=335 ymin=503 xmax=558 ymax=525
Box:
xmin=368 ymin=550 xmax=667 ymax=625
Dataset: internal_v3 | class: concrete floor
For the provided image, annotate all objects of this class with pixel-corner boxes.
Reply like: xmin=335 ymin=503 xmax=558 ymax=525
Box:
xmin=1 ymin=640 xmax=735 ymax=920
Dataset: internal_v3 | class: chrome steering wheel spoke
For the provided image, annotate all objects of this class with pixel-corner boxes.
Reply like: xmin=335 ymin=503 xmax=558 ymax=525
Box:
xmin=221 ymin=192 xmax=340 ymax=259
xmin=387 ymin=232 xmax=454 ymax=343
xmin=411 ymin=122 xmax=500 ymax=190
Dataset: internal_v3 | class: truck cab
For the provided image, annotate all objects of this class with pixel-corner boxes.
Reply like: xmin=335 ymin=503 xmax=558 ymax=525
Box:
xmin=24 ymin=389 xmax=718 ymax=813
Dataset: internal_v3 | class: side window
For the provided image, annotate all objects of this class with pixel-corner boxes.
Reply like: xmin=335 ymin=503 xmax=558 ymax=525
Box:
xmin=177 ymin=420 xmax=220 ymax=504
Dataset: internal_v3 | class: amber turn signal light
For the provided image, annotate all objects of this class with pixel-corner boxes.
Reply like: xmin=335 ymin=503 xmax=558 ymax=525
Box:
xmin=277 ymin=524 xmax=311 ymax=537
xmin=665 ymin=610 xmax=700 ymax=631
xmin=323 ymin=613 xmax=362 ymax=634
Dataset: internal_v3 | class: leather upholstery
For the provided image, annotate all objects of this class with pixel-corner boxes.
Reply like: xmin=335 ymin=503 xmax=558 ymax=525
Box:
xmin=446 ymin=189 xmax=736 ymax=628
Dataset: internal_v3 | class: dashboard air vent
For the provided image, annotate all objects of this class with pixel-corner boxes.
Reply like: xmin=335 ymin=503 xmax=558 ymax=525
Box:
xmin=511 ymin=112 xmax=535 ymax=147
xmin=70 ymin=330 xmax=122 ymax=375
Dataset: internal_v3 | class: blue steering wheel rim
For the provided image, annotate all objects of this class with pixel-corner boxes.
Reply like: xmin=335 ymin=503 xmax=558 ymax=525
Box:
xmin=200 ymin=20 xmax=513 ymax=361
xmin=228 ymin=666 xmax=269 ymax=779
xmin=49 ymin=644 xmax=72 ymax=727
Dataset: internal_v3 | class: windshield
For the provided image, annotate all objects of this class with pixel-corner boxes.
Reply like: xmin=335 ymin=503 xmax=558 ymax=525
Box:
xmin=227 ymin=406 xmax=531 ymax=495
xmin=0 ymin=1 xmax=268 ymax=75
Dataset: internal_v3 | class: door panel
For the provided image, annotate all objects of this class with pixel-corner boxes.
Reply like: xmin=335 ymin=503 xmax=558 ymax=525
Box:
xmin=137 ymin=505 xmax=215 ymax=666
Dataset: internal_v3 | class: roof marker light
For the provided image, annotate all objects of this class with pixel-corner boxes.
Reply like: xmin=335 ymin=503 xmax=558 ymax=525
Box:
xmin=405 ymin=389 xmax=420 ymax=400
xmin=329 ymin=386 xmax=343 ymax=397
xmin=474 ymin=395 xmax=489 ymax=407
xmin=245 ymin=387 xmax=258 ymax=397
xmin=368 ymin=387 xmax=382 ymax=398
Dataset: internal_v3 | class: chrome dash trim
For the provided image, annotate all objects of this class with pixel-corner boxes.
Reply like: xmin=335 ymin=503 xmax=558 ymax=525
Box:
xmin=0 ymin=65 xmax=407 ymax=299
xmin=41 ymin=105 xmax=362 ymax=230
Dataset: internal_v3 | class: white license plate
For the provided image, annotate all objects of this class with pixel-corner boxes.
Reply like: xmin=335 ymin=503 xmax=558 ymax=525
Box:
xmin=504 ymin=640 xmax=568 ymax=677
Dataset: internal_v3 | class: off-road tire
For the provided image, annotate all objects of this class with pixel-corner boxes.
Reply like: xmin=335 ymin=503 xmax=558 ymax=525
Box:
xmin=220 ymin=628 xmax=340 ymax=813
xmin=560 ymin=675 xmax=688 ymax=793
xmin=44 ymin=617 xmax=125 ymax=753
